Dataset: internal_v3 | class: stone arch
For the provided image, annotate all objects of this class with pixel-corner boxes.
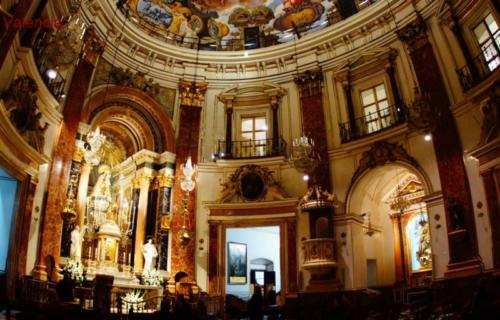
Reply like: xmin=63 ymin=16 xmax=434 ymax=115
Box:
xmin=345 ymin=141 xmax=433 ymax=213
xmin=81 ymin=86 xmax=176 ymax=153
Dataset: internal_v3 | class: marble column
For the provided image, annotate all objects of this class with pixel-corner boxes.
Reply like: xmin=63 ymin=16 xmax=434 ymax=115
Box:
xmin=76 ymin=161 xmax=92 ymax=228
xmin=390 ymin=213 xmax=406 ymax=283
xmin=133 ymin=173 xmax=153 ymax=273
xmin=157 ymin=175 xmax=174 ymax=271
xmin=481 ymin=168 xmax=500 ymax=269
xmin=60 ymin=148 xmax=84 ymax=258
xmin=0 ymin=0 xmax=35 ymax=67
xmin=225 ymin=103 xmax=233 ymax=157
xmin=33 ymin=28 xmax=104 ymax=281
xmin=294 ymin=69 xmax=331 ymax=191
xmin=171 ymin=80 xmax=207 ymax=278
xmin=398 ymin=16 xmax=479 ymax=275
xmin=271 ymin=97 xmax=280 ymax=155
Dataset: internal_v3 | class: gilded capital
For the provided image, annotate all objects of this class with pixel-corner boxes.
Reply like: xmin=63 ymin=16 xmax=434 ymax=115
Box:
xmin=179 ymin=80 xmax=208 ymax=107
xmin=396 ymin=15 xmax=429 ymax=53
xmin=73 ymin=147 xmax=85 ymax=163
xmin=294 ymin=69 xmax=324 ymax=97
xmin=158 ymin=174 xmax=175 ymax=188
xmin=133 ymin=173 xmax=153 ymax=188
xmin=82 ymin=27 xmax=105 ymax=66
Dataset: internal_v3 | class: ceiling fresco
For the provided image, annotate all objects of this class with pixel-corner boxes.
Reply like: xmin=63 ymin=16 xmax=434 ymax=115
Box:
xmin=127 ymin=0 xmax=336 ymax=43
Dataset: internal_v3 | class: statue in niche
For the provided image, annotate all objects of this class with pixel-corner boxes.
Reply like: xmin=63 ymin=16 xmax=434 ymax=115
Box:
xmin=84 ymin=128 xmax=106 ymax=166
xmin=142 ymin=238 xmax=158 ymax=273
xmin=3 ymin=76 xmax=48 ymax=153
xmin=70 ymin=226 xmax=84 ymax=261
xmin=90 ymin=164 xmax=113 ymax=215
xmin=416 ymin=222 xmax=432 ymax=268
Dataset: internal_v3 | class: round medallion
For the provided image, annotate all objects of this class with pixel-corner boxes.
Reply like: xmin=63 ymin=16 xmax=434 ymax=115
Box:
xmin=240 ymin=172 xmax=265 ymax=201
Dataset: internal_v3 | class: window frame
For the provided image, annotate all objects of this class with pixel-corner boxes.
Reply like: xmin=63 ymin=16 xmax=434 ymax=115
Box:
xmin=472 ymin=12 xmax=500 ymax=72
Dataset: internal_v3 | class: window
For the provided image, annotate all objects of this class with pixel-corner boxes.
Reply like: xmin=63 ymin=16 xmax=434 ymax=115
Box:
xmin=240 ymin=116 xmax=268 ymax=156
xmin=473 ymin=13 xmax=500 ymax=72
xmin=360 ymin=84 xmax=391 ymax=134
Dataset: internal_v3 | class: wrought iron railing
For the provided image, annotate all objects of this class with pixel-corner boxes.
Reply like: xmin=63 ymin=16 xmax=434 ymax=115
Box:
xmin=119 ymin=0 xmax=377 ymax=52
xmin=339 ymin=103 xmax=406 ymax=143
xmin=32 ymin=31 xmax=67 ymax=102
xmin=213 ymin=137 xmax=287 ymax=159
xmin=457 ymin=40 xmax=500 ymax=91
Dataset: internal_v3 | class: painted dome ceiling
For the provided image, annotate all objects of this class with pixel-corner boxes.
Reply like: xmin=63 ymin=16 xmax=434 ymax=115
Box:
xmin=126 ymin=0 xmax=337 ymax=47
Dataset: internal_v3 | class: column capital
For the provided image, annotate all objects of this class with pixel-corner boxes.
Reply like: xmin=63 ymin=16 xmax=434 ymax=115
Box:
xmin=73 ymin=147 xmax=85 ymax=163
xmin=396 ymin=14 xmax=429 ymax=53
xmin=158 ymin=174 xmax=175 ymax=188
xmin=179 ymin=80 xmax=208 ymax=108
xmin=81 ymin=26 xmax=105 ymax=66
xmin=133 ymin=173 xmax=153 ymax=189
xmin=294 ymin=68 xmax=324 ymax=97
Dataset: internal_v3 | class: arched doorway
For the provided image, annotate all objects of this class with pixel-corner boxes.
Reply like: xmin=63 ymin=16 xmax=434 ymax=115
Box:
xmin=346 ymin=163 xmax=433 ymax=287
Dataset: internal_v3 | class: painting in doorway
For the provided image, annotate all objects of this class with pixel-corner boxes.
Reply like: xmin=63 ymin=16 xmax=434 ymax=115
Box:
xmin=228 ymin=242 xmax=247 ymax=284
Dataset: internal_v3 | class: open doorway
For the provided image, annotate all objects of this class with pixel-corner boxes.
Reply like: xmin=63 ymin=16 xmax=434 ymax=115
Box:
xmin=348 ymin=163 xmax=433 ymax=287
xmin=0 ymin=166 xmax=19 ymax=273
xmin=225 ymin=226 xmax=280 ymax=300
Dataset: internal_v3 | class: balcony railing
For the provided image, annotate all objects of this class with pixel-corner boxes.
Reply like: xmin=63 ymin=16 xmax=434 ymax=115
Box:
xmin=119 ymin=0 xmax=378 ymax=52
xmin=32 ymin=31 xmax=67 ymax=102
xmin=457 ymin=41 xmax=500 ymax=91
xmin=339 ymin=103 xmax=407 ymax=143
xmin=213 ymin=137 xmax=287 ymax=160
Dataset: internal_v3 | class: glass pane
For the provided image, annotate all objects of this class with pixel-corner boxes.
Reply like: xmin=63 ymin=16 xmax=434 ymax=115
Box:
xmin=364 ymin=105 xmax=377 ymax=119
xmin=474 ymin=23 xmax=489 ymax=44
xmin=241 ymin=132 xmax=253 ymax=140
xmin=378 ymin=100 xmax=389 ymax=111
xmin=255 ymin=117 xmax=267 ymax=131
xmin=255 ymin=131 xmax=267 ymax=141
xmin=241 ymin=118 xmax=253 ymax=132
xmin=375 ymin=84 xmax=387 ymax=100
xmin=488 ymin=57 xmax=500 ymax=71
xmin=486 ymin=14 xmax=498 ymax=34
xmin=361 ymin=89 xmax=375 ymax=106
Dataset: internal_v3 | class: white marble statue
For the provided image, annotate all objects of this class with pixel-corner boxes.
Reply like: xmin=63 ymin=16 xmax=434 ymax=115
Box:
xmin=142 ymin=239 xmax=158 ymax=273
xmin=70 ymin=226 xmax=83 ymax=260
xmin=84 ymin=127 xmax=106 ymax=166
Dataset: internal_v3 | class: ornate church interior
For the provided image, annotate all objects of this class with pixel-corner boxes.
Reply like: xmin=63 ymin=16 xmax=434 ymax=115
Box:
xmin=0 ymin=0 xmax=499 ymax=319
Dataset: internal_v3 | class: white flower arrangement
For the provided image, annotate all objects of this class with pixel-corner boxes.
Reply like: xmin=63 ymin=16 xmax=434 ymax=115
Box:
xmin=122 ymin=289 xmax=145 ymax=313
xmin=62 ymin=259 xmax=85 ymax=284
xmin=141 ymin=268 xmax=162 ymax=286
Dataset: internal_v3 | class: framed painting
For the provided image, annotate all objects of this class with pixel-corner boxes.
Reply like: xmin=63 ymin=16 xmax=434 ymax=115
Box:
xmin=227 ymin=242 xmax=247 ymax=284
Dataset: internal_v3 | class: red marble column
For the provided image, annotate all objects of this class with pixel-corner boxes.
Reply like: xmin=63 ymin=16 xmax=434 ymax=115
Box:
xmin=481 ymin=169 xmax=500 ymax=268
xmin=170 ymin=81 xmax=207 ymax=279
xmin=287 ymin=219 xmax=298 ymax=295
xmin=208 ymin=222 xmax=219 ymax=294
xmin=398 ymin=16 xmax=478 ymax=270
xmin=295 ymin=70 xmax=331 ymax=191
xmin=390 ymin=213 xmax=405 ymax=283
xmin=0 ymin=0 xmax=35 ymax=68
xmin=33 ymin=28 xmax=104 ymax=281
xmin=6 ymin=176 xmax=36 ymax=300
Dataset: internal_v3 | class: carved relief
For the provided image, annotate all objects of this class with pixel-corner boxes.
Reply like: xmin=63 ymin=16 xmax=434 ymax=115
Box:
xmin=352 ymin=141 xmax=418 ymax=183
xmin=478 ymin=82 xmax=500 ymax=145
xmin=2 ymin=76 xmax=48 ymax=153
xmin=217 ymin=164 xmax=288 ymax=203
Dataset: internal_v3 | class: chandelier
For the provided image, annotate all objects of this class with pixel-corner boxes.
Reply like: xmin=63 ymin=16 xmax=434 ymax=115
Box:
xmin=177 ymin=156 xmax=197 ymax=246
xmin=291 ymin=135 xmax=319 ymax=180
